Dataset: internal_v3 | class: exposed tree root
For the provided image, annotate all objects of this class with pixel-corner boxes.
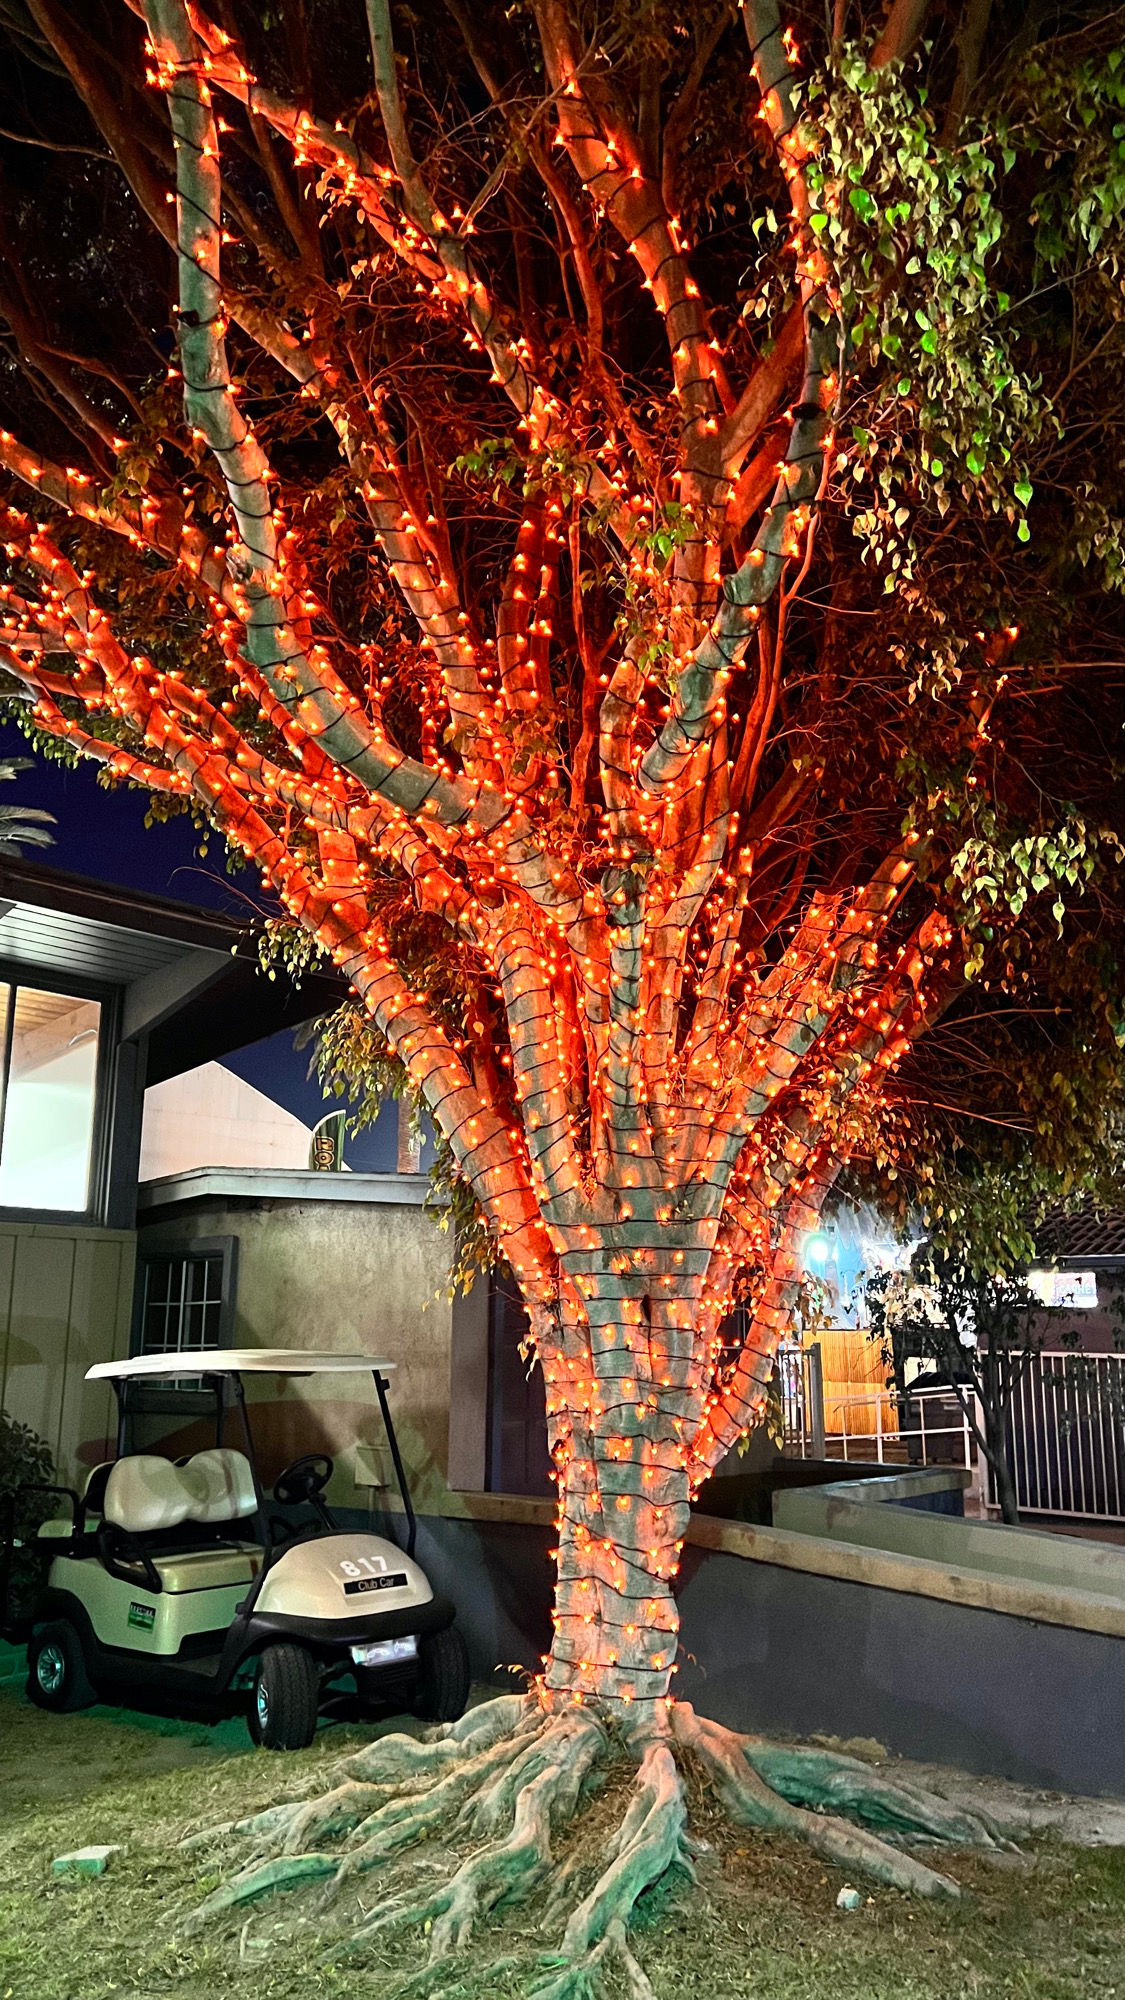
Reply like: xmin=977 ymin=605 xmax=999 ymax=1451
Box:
xmin=526 ymin=1744 xmax=688 ymax=2000
xmin=736 ymin=1735 xmax=1009 ymax=1847
xmin=177 ymin=1695 xmax=1006 ymax=1990
xmin=671 ymin=1705 xmax=972 ymax=1897
xmin=344 ymin=1711 xmax=604 ymax=1959
xmin=531 ymin=1920 xmax=658 ymax=2000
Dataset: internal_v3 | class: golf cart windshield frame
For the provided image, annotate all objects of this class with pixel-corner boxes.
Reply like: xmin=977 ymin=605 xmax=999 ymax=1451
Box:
xmin=109 ymin=1365 xmax=417 ymax=1559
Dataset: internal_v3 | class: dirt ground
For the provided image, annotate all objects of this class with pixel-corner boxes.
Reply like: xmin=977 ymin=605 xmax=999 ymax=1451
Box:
xmin=1 ymin=1681 xmax=1124 ymax=2000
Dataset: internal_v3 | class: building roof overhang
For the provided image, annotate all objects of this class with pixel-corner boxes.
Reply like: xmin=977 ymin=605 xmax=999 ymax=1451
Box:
xmin=0 ymin=858 xmax=343 ymax=1080
xmin=138 ymin=1166 xmax=430 ymax=1212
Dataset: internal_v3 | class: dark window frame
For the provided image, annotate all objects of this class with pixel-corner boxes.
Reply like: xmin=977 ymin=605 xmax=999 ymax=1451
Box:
xmin=131 ymin=1234 xmax=240 ymax=1359
xmin=0 ymin=961 xmax=118 ymax=1227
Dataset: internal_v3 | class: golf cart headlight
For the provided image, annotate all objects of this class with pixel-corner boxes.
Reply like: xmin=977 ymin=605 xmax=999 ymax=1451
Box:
xmin=350 ymin=1636 xmax=418 ymax=1668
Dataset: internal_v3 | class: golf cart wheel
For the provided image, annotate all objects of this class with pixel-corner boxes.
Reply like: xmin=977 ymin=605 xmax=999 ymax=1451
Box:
xmin=26 ymin=1620 xmax=95 ymax=1713
xmin=249 ymin=1643 xmax=321 ymax=1750
xmin=414 ymin=1624 xmax=470 ymax=1723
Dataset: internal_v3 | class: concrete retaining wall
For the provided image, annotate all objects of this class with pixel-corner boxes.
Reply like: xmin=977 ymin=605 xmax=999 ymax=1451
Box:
xmin=774 ymin=1472 xmax=1125 ymax=1599
xmin=377 ymin=1492 xmax=1125 ymax=1798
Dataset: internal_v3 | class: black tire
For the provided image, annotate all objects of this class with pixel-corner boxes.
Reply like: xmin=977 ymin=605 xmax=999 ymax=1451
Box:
xmin=414 ymin=1624 xmax=470 ymax=1723
xmin=26 ymin=1620 xmax=96 ymax=1713
xmin=248 ymin=1643 xmax=321 ymax=1750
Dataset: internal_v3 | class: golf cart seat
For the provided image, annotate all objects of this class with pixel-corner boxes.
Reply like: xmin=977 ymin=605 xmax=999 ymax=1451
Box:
xmin=82 ymin=1462 xmax=115 ymax=1519
xmin=105 ymin=1448 xmax=257 ymax=1530
xmin=99 ymin=1450 xmax=262 ymax=1593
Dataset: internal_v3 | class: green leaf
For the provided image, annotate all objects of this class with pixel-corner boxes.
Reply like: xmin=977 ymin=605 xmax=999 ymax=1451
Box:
xmin=848 ymin=187 xmax=877 ymax=222
xmin=809 ymin=212 xmax=829 ymax=233
xmin=920 ymin=329 xmax=938 ymax=354
xmin=1017 ymin=519 xmax=1031 ymax=542
xmin=966 ymin=447 xmax=986 ymax=476
xmin=1014 ymin=478 xmax=1033 ymax=506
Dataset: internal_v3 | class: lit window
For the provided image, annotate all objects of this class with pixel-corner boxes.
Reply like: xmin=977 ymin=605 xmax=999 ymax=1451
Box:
xmin=0 ymin=983 xmax=101 ymax=1212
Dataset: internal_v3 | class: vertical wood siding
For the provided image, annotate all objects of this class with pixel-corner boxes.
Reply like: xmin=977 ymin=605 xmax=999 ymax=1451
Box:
xmin=0 ymin=1225 xmax=135 ymax=1481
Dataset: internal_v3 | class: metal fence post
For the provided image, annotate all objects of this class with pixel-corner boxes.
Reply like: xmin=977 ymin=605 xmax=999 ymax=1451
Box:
xmin=807 ymin=1343 xmax=825 ymax=1459
xmin=967 ymin=1392 xmax=990 ymax=1514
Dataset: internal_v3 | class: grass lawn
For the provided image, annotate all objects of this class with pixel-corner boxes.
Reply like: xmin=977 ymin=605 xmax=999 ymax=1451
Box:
xmin=0 ymin=1683 xmax=1123 ymax=2000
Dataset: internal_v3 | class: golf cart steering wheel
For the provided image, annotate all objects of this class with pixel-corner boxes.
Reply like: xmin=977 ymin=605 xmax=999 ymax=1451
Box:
xmin=273 ymin=1453 xmax=334 ymax=1506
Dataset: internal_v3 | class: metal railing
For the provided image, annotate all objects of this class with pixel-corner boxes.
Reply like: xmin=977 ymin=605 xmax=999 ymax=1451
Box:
xmin=776 ymin=1346 xmax=973 ymax=1471
xmin=779 ymin=1342 xmax=1125 ymax=1522
xmin=777 ymin=1342 xmax=825 ymax=1458
xmin=1003 ymin=1350 xmax=1125 ymax=1521
xmin=821 ymin=1386 xmax=974 ymax=1469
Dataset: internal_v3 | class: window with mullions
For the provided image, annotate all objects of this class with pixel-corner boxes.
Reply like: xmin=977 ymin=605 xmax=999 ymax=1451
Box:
xmin=0 ymin=981 xmax=101 ymax=1212
xmin=138 ymin=1252 xmax=226 ymax=1357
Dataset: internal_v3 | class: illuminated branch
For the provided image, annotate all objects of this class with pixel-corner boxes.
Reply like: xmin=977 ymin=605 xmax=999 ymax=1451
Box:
xmin=233 ymin=300 xmax=495 ymax=748
xmin=530 ymin=0 xmax=732 ymax=631
xmin=147 ymin=0 xmax=410 ymax=791
xmin=3 ymin=526 xmax=555 ymax=1301
xmin=634 ymin=317 xmax=837 ymax=808
xmin=690 ymin=1157 xmax=834 ymax=1473
xmin=531 ymin=0 xmax=728 ymax=471
xmin=179 ymin=0 xmax=585 ymax=462
xmin=719 ymin=302 xmax=805 ymax=480
xmin=1 ymin=0 xmax=1091 ymax=1772
xmin=366 ymin=0 xmax=561 ymax=442
xmin=491 ymin=916 xmax=582 ymax=1205
xmin=347 ymin=924 xmax=555 ymax=1280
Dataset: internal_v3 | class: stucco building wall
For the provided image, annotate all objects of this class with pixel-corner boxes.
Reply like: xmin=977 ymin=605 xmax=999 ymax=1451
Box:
xmin=137 ymin=1176 xmax=462 ymax=1507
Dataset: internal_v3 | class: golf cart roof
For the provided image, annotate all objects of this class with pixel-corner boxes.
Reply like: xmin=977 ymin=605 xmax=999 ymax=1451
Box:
xmin=86 ymin=1349 xmax=396 ymax=1381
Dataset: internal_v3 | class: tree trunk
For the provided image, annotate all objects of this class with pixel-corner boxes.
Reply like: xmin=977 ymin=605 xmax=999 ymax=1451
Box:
xmin=538 ymin=1274 xmax=698 ymax=1733
xmin=546 ymin=1421 xmax=689 ymax=1727
xmin=985 ymin=1418 xmax=1019 ymax=1524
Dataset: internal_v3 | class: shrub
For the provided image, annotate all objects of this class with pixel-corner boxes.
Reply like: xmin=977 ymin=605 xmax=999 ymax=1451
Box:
xmin=0 ymin=1413 xmax=57 ymax=1626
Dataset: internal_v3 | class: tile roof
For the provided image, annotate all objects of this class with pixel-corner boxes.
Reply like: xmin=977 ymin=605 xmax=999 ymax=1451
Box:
xmin=1038 ymin=1205 xmax=1125 ymax=1262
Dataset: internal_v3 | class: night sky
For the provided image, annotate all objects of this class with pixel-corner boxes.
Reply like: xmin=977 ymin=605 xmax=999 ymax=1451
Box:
xmin=0 ymin=718 xmax=400 ymax=1169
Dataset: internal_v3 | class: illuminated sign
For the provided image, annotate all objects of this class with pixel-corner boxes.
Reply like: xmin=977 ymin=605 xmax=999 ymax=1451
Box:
xmin=1028 ymin=1268 xmax=1098 ymax=1309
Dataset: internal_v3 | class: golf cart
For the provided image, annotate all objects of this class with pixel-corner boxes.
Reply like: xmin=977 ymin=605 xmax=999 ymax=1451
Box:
xmin=2 ymin=1349 xmax=469 ymax=1749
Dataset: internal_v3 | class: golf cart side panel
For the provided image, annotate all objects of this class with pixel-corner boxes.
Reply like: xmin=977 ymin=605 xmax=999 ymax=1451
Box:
xmin=31 ymin=1586 xmax=235 ymax=1702
xmin=254 ymin=1532 xmax=433 ymax=1623
xmin=46 ymin=1551 xmax=253 ymax=1657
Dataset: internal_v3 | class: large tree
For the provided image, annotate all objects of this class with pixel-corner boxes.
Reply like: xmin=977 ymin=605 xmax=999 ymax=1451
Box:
xmin=1 ymin=0 xmax=1123 ymax=1983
